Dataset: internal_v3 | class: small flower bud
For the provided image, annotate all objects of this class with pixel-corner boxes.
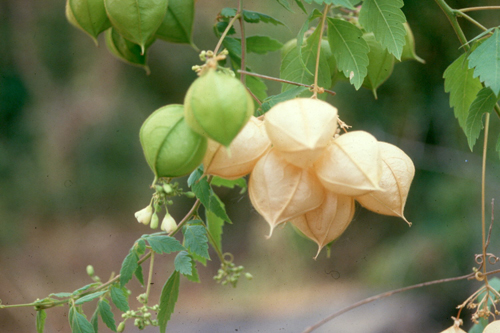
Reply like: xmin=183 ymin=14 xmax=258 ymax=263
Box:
xmin=245 ymin=272 xmax=253 ymax=280
xmin=162 ymin=184 xmax=173 ymax=194
xmin=117 ymin=322 xmax=126 ymax=332
xmin=86 ymin=265 xmax=95 ymax=277
xmin=184 ymin=191 xmax=196 ymax=198
xmin=150 ymin=213 xmax=159 ymax=229
xmin=135 ymin=206 xmax=153 ymax=225
xmin=161 ymin=214 xmax=178 ymax=233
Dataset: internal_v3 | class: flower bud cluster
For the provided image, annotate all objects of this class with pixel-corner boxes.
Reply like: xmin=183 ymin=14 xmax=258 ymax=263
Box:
xmin=119 ymin=305 xmax=160 ymax=331
xmin=213 ymin=261 xmax=251 ymax=287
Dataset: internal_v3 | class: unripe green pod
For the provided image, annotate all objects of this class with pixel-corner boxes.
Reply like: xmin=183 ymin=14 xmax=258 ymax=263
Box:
xmin=140 ymin=104 xmax=207 ymax=178
xmin=362 ymin=33 xmax=395 ymax=99
xmin=401 ymin=22 xmax=425 ymax=64
xmin=184 ymin=69 xmax=254 ymax=147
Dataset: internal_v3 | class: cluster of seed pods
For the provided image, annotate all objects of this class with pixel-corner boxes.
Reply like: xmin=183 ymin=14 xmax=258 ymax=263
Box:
xmin=203 ymin=98 xmax=415 ymax=258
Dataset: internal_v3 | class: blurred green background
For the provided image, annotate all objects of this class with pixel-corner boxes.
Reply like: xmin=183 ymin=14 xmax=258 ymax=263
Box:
xmin=2 ymin=0 xmax=500 ymax=332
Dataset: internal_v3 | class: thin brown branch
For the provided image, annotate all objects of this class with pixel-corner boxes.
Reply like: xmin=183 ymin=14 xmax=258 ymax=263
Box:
xmin=312 ymin=4 xmax=330 ymax=99
xmin=238 ymin=0 xmax=246 ymax=84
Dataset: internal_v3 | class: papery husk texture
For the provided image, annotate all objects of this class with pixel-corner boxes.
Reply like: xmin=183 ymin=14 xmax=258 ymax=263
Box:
xmin=356 ymin=142 xmax=414 ymax=225
xmin=249 ymin=149 xmax=325 ymax=236
xmin=439 ymin=326 xmax=466 ymax=333
xmin=484 ymin=320 xmax=500 ymax=333
xmin=203 ymin=116 xmax=271 ymax=179
xmin=314 ymin=131 xmax=382 ymax=196
xmin=290 ymin=191 xmax=355 ymax=259
xmin=264 ymin=98 xmax=338 ymax=168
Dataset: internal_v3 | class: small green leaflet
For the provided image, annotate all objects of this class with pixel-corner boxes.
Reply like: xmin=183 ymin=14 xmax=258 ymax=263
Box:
xmin=468 ymin=28 xmax=500 ymax=96
xmin=158 ymin=271 xmax=180 ymax=333
xmin=220 ymin=8 xmax=285 ymax=26
xmin=134 ymin=265 xmax=144 ymax=286
xmin=67 ymin=0 xmax=111 ymax=45
xmin=295 ymin=9 xmax=323 ymax=73
xmin=358 ymin=0 xmax=406 ymax=60
xmin=69 ymin=306 xmax=95 ymax=333
xmin=156 ymin=0 xmax=196 ymax=47
xmin=443 ymin=53 xmax=483 ymax=130
xmin=90 ymin=307 xmax=98 ymax=332
xmin=183 ymin=222 xmax=210 ymax=262
xmin=174 ymin=250 xmax=193 ymax=276
xmin=327 ymin=18 xmax=369 ymax=89
xmin=36 ymin=310 xmax=47 ymax=333
xmin=72 ymin=283 xmax=100 ymax=296
xmin=211 ymin=176 xmax=247 ymax=194
xmin=144 ymin=235 xmax=185 ymax=254
xmin=246 ymin=36 xmax=284 ymax=54
xmin=98 ymin=299 xmax=117 ymax=332
xmin=302 ymin=0 xmax=355 ymax=9
xmin=119 ymin=250 xmax=138 ymax=288
xmin=261 ymin=86 xmax=309 ymax=112
xmin=465 ymin=88 xmax=498 ymax=150
xmin=50 ymin=292 xmax=73 ymax=298
xmin=75 ymin=290 xmax=107 ymax=305
xmin=105 ymin=28 xmax=151 ymax=74
xmin=110 ymin=286 xmax=130 ymax=312
xmin=189 ymin=171 xmax=232 ymax=223
xmin=206 ymin=210 xmax=224 ymax=252
xmin=135 ymin=238 xmax=146 ymax=255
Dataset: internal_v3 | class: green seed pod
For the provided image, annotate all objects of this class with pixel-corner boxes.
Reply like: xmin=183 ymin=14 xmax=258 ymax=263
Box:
xmin=105 ymin=28 xmax=153 ymax=74
xmin=140 ymin=104 xmax=207 ymax=178
xmin=86 ymin=265 xmax=95 ymax=277
xmin=362 ymin=33 xmax=395 ymax=99
xmin=184 ymin=68 xmax=254 ymax=147
xmin=65 ymin=0 xmax=110 ymax=45
xmin=117 ymin=322 xmax=126 ymax=332
xmin=401 ymin=22 xmax=425 ymax=64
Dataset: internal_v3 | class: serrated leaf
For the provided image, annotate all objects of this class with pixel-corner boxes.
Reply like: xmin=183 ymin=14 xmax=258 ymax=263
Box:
xmin=214 ymin=21 xmax=237 ymax=36
xmin=104 ymin=0 xmax=167 ymax=53
xmin=208 ymin=191 xmax=231 ymax=223
xmin=144 ymin=235 xmax=185 ymax=254
xmin=50 ymin=292 xmax=73 ymax=298
xmin=66 ymin=0 xmax=111 ymax=44
xmin=186 ymin=260 xmax=200 ymax=283
xmin=110 ymin=286 xmax=129 ymax=312
xmin=98 ymin=299 xmax=117 ymax=332
xmin=206 ymin=210 xmax=224 ymax=252
xmin=90 ymin=307 xmax=98 ymax=333
xmin=261 ymin=86 xmax=309 ymax=112
xmin=119 ymin=250 xmax=138 ymax=288
xmin=468 ymin=28 xmax=500 ymax=96
xmin=156 ymin=0 xmax=195 ymax=46
xmin=183 ymin=223 xmax=210 ymax=262
xmin=174 ymin=250 xmax=193 ymax=276
xmin=246 ymin=36 xmax=283 ymax=54
xmin=444 ymin=53 xmax=483 ymax=130
xmin=158 ymin=271 xmax=180 ymax=333
xmin=276 ymin=0 xmax=294 ymax=12
xmin=36 ymin=310 xmax=47 ymax=333
xmin=135 ymin=238 xmax=146 ymax=256
xmin=303 ymin=0 xmax=355 ymax=9
xmin=188 ymin=166 xmax=204 ymax=186
xmin=75 ymin=290 xmax=107 ymax=305
xmin=190 ymin=173 xmax=211 ymax=208
xmin=105 ymin=28 xmax=151 ymax=74
xmin=465 ymin=88 xmax=498 ymax=150
xmin=220 ymin=8 xmax=285 ymax=26
xmin=296 ymin=9 xmax=323 ymax=71
xmin=134 ymin=264 xmax=145 ymax=286
xmin=358 ymin=0 xmax=406 ymax=59
xmin=327 ymin=18 xmax=369 ymax=89
xmin=211 ymin=177 xmax=247 ymax=194
xmin=362 ymin=33 xmax=395 ymax=98
xmin=69 ymin=306 xmax=95 ymax=333
xmin=72 ymin=283 xmax=100 ymax=296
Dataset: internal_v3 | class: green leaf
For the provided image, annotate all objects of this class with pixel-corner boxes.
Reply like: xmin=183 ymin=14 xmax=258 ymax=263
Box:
xmin=206 ymin=210 xmax=224 ymax=252
xmin=98 ymin=299 xmax=117 ymax=332
xmin=465 ymin=88 xmax=498 ymax=150
xmin=246 ymin=36 xmax=283 ymax=54
xmin=362 ymin=33 xmax=395 ymax=98
xmin=36 ymin=310 xmax=47 ymax=333
xmin=174 ymin=250 xmax=193 ymax=276
xmin=66 ymin=0 xmax=111 ymax=44
xmin=69 ymin=306 xmax=95 ymax=333
xmin=261 ymin=86 xmax=309 ymax=112
xmin=156 ymin=0 xmax=195 ymax=46
xmin=144 ymin=235 xmax=185 ymax=254
xmin=105 ymin=28 xmax=151 ymax=74
xmin=295 ymin=9 xmax=323 ymax=71
xmin=468 ymin=28 xmax=500 ymax=96
xmin=303 ymin=0 xmax=355 ymax=9
xmin=183 ymin=223 xmax=210 ymax=263
xmin=119 ymin=250 xmax=138 ymax=288
xmin=211 ymin=177 xmax=247 ymax=194
xmin=158 ymin=271 xmax=180 ymax=333
xmin=188 ymin=166 xmax=204 ymax=187
xmin=134 ymin=264 xmax=144 ymax=286
xmin=75 ymin=290 xmax=107 ymax=305
xmin=50 ymin=292 xmax=73 ymax=298
xmin=110 ymin=286 xmax=130 ymax=312
xmin=104 ymin=0 xmax=167 ymax=53
xmin=90 ymin=307 xmax=98 ymax=333
xmin=208 ymin=191 xmax=231 ymax=223
xmin=186 ymin=258 xmax=200 ymax=283
xmin=358 ymin=0 xmax=406 ymax=59
xmin=294 ymin=0 xmax=308 ymax=13
xmin=443 ymin=53 xmax=483 ymax=130
xmin=220 ymin=8 xmax=285 ymax=26
xmin=327 ymin=18 xmax=369 ymax=89
xmin=72 ymin=283 xmax=100 ymax=296
xmin=190 ymin=173 xmax=211 ymax=208
xmin=276 ymin=0 xmax=294 ymax=12
xmin=135 ymin=239 xmax=147 ymax=256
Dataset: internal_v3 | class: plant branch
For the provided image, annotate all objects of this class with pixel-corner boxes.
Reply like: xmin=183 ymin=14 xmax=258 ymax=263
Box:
xmin=434 ymin=0 xmax=469 ymax=49
xmin=237 ymin=70 xmax=336 ymax=96
xmin=145 ymin=251 xmax=155 ymax=303
xmin=460 ymin=6 xmax=500 ymax=13
xmin=238 ymin=0 xmax=246 ymax=84
xmin=481 ymin=113 xmax=490 ymax=279
xmin=456 ymin=11 xmax=488 ymax=31
xmin=312 ymin=4 xmax=330 ymax=99
xmin=214 ymin=14 xmax=241 ymax=56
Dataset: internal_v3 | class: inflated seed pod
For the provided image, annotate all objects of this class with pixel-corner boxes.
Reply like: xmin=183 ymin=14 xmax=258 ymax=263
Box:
xmin=249 ymin=149 xmax=325 ymax=236
xmin=203 ymin=116 xmax=271 ymax=179
xmin=484 ymin=320 xmax=500 ymax=333
xmin=356 ymin=142 xmax=414 ymax=225
xmin=184 ymin=68 xmax=254 ymax=147
xmin=264 ymin=98 xmax=338 ymax=168
xmin=439 ymin=325 xmax=466 ymax=333
xmin=290 ymin=191 xmax=355 ymax=259
xmin=314 ymin=131 xmax=382 ymax=196
xmin=140 ymin=104 xmax=207 ymax=178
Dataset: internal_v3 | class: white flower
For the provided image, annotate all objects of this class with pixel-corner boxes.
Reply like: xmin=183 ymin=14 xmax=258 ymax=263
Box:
xmin=134 ymin=205 xmax=153 ymax=225
xmin=161 ymin=214 xmax=178 ymax=233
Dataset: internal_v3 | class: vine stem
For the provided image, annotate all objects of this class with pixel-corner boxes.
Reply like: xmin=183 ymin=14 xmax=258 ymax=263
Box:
xmin=312 ymin=4 xmax=330 ymax=99
xmin=481 ymin=113 xmax=490 ymax=281
xmin=460 ymin=6 xmax=500 ymax=13
xmin=238 ymin=0 xmax=246 ymax=84
xmin=456 ymin=11 xmax=488 ymax=31
xmin=145 ymin=251 xmax=155 ymax=303
xmin=213 ymin=13 xmax=241 ymax=56
xmin=434 ymin=0 xmax=469 ymax=49
xmin=237 ymin=70 xmax=336 ymax=96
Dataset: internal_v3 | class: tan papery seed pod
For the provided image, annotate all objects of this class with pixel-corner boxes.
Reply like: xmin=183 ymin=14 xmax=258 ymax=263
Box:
xmin=290 ymin=191 xmax=355 ymax=259
xmin=355 ymin=142 xmax=414 ymax=226
xmin=203 ymin=117 xmax=271 ymax=179
xmin=484 ymin=320 xmax=500 ymax=333
xmin=249 ymin=149 xmax=325 ymax=236
xmin=264 ymin=98 xmax=338 ymax=168
xmin=440 ymin=326 xmax=466 ymax=333
xmin=314 ymin=131 xmax=382 ymax=196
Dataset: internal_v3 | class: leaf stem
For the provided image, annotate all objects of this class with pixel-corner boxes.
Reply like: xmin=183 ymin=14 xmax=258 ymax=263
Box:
xmin=481 ymin=113 xmax=490 ymax=281
xmin=456 ymin=11 xmax=488 ymax=31
xmin=238 ymin=0 xmax=246 ymax=84
xmin=434 ymin=0 xmax=469 ymax=50
xmin=312 ymin=4 xmax=330 ymax=99
xmin=145 ymin=251 xmax=155 ymax=303
xmin=214 ymin=13 xmax=241 ymax=56
xmin=237 ymin=70 xmax=336 ymax=96
xmin=460 ymin=6 xmax=500 ymax=13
